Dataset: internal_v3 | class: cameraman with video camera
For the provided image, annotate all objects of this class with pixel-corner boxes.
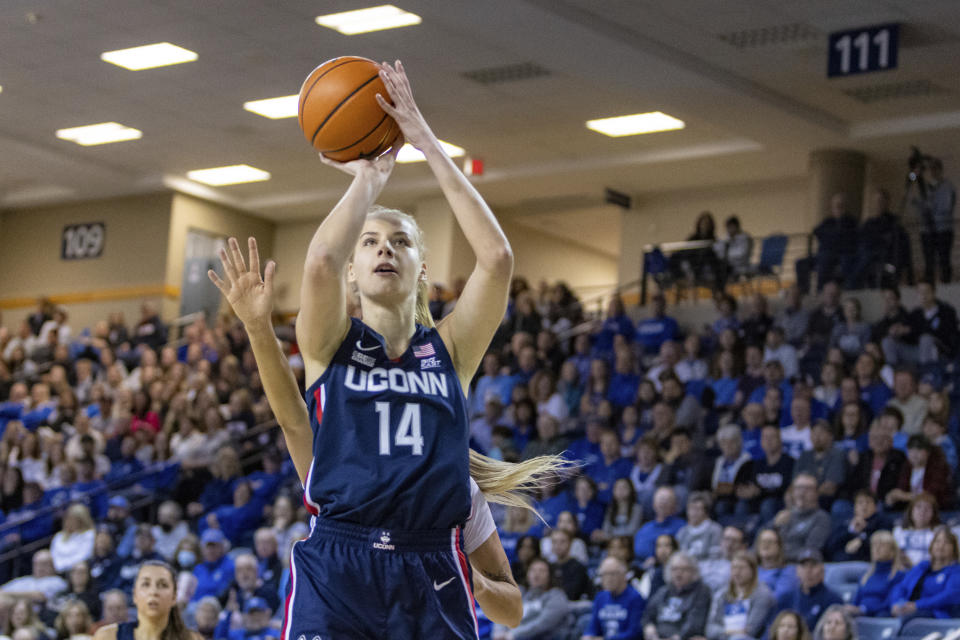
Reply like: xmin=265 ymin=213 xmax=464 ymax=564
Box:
xmin=908 ymin=150 xmax=956 ymax=283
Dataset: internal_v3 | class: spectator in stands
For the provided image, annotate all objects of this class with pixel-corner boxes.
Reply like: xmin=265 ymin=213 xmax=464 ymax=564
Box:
xmin=706 ymin=550 xmax=776 ymax=640
xmin=638 ymin=535 xmax=677 ymax=600
xmin=1 ymin=549 xmax=67 ymax=603
xmin=776 ymin=549 xmax=842 ymax=632
xmin=634 ymin=487 xmax=685 ymax=562
xmin=102 ymin=497 xmax=137 ymax=560
xmin=768 ymin=611 xmax=811 ymax=640
xmin=844 ymin=530 xmax=905 ymax=617
xmin=646 ymin=342 xmax=680 ymax=392
xmin=894 ymin=492 xmax=942 ymax=567
xmin=781 ymin=397 xmax=814 ymax=460
xmin=492 ymin=557 xmax=569 ymax=640
xmin=151 ymin=501 xmax=188 ymax=562
xmin=593 ymin=296 xmax=635 ymax=360
xmin=636 ymin=294 xmax=679 ymax=358
xmin=874 ymin=289 xmax=916 ymax=368
xmin=900 ymin=281 xmax=959 ymax=364
xmin=700 ymin=526 xmax=747 ymax=593
xmin=738 ymin=346 xmax=766 ymax=405
xmin=132 ymin=303 xmax=166 ymax=351
xmin=711 ymin=425 xmax=753 ymax=517
xmin=889 ymin=526 xmax=960 ymax=619
xmin=887 ymin=369 xmax=927 ymax=437
xmin=89 ymin=529 xmax=122 ymax=593
xmin=630 ymin=437 xmax=664 ymax=518
xmin=811 ymin=605 xmax=856 ymax=640
xmin=531 ymin=370 xmax=567 ymax=422
xmin=641 ymin=552 xmax=711 ymax=640
xmin=798 ymin=194 xmax=859 ymax=294
xmin=192 ymin=596 xmax=221 ymax=640
xmin=117 ymin=525 xmax=163 ymax=595
xmin=737 ymin=425 xmax=794 ymax=522
xmin=852 ymin=354 xmax=891 ymax=417
xmin=599 ymin=478 xmax=644 ymax=543
xmin=826 ymin=490 xmax=890 ymax=562
xmin=472 ymin=353 xmax=510 ymax=417
xmin=251 ymin=528 xmax=281 ymax=597
xmin=587 ymin=430 xmax=633 ymax=505
xmin=50 ymin=503 xmax=96 ymax=573
xmin=190 ymin=529 xmax=234 ymax=603
xmin=676 ymin=335 xmax=708 ymax=384
xmin=775 ymin=287 xmax=810 ymax=350
xmin=853 ymin=189 xmax=912 ymax=289
xmin=54 ymin=600 xmax=93 ymax=640
xmin=542 ymin=512 xmax=589 ymax=566
xmin=223 ymin=553 xmax=279 ymax=616
xmin=740 ymin=294 xmax=773 ymax=350
xmin=510 ymin=536 xmax=540 ymax=587
xmin=774 ymin=474 xmax=831 ymax=562
xmin=922 ymin=415 xmax=958 ymax=470
xmin=920 ymin=158 xmax=956 ymax=284
xmin=172 ymin=535 xmax=200 ymax=606
xmin=601 ymin=537 xmax=645 ymax=594
xmin=713 ymin=294 xmax=740 ymax=337
xmin=661 ymin=375 xmax=704 ymax=435
xmin=676 ymin=492 xmax=722 ymax=563
xmin=848 ymin=410 xmax=906 ymax=503
xmin=885 ymin=435 xmax=954 ymax=511
xmin=187 ymin=447 xmax=243 ymax=518
xmin=834 ymin=402 xmax=868 ymax=456
xmin=829 ymin=299 xmax=870 ymax=364
xmin=658 ymin=428 xmax=712 ymax=507
xmin=794 ymin=421 xmax=845 ymax=512
xmin=9 ymin=599 xmax=52 ymax=640
xmin=570 ymin=477 xmax=606 ymax=541
xmin=764 ymin=328 xmax=798 ymax=382
xmin=583 ymin=556 xmax=646 ymax=640
xmin=709 ymin=351 xmax=741 ymax=415
xmin=547 ymin=528 xmax=592 ymax=601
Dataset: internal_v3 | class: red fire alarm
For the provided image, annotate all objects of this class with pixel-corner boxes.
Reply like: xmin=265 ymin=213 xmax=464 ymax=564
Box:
xmin=463 ymin=157 xmax=484 ymax=176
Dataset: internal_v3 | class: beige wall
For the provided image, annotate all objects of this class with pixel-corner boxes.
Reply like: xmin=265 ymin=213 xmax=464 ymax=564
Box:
xmin=618 ymin=176 xmax=809 ymax=284
xmin=0 ymin=193 xmax=173 ymax=330
xmin=164 ymin=193 xmax=275 ymax=318
xmin=271 ymin=220 xmax=316 ymax=314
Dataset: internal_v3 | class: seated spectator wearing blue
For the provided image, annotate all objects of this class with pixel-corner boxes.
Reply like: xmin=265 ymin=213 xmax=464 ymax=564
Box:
xmin=814 ymin=362 xmax=842 ymax=415
xmin=222 ymin=553 xmax=280 ymax=615
xmin=796 ymin=194 xmax=859 ymax=294
xmin=90 ymin=528 xmax=123 ymax=592
xmin=599 ymin=478 xmax=644 ymax=544
xmin=102 ymin=496 xmax=138 ymax=559
xmin=829 ymin=299 xmax=872 ymax=366
xmin=706 ymin=551 xmax=777 ymax=640
xmin=781 ymin=397 xmax=815 ymax=460
xmin=736 ymin=425 xmax=794 ymax=522
xmin=587 ymin=430 xmax=634 ymax=505
xmin=227 ymin=597 xmax=280 ymax=640
xmin=748 ymin=361 xmax=793 ymax=413
xmin=737 ymin=346 xmax=766 ymax=406
xmin=471 ymin=393 xmax=507 ymax=454
xmin=188 ymin=447 xmax=244 ymax=519
xmin=642 ymin=552 xmax=713 ymax=640
xmin=4 ymin=482 xmax=55 ymax=546
xmin=104 ymin=437 xmax=145 ymax=490
xmin=522 ymin=414 xmax=570 ymax=461
xmin=570 ymin=334 xmax=595 ymax=388
xmin=583 ymin=556 xmax=646 ymax=640
xmin=69 ymin=457 xmax=108 ymax=520
xmin=885 ymin=435 xmax=955 ymax=512
xmin=795 ymin=421 xmax=847 ymax=514
xmin=557 ymin=359 xmax=585 ymax=420
xmin=252 ymin=528 xmax=282 ymax=597
xmin=713 ymin=294 xmax=741 ymax=337
xmin=244 ymin=451 xmax=284 ymax=506
xmin=207 ymin=483 xmax=262 ymax=543
xmin=709 ymin=351 xmax=742 ymax=416
xmin=609 ymin=350 xmax=641 ymax=411
xmin=636 ymin=294 xmax=679 ymax=358
xmin=768 ymin=611 xmax=812 ymax=640
xmin=594 ymin=296 xmax=636 ymax=360
xmin=676 ymin=491 xmax=722 ymax=562
xmin=634 ymin=487 xmax=685 ymax=561
xmin=570 ymin=476 xmax=606 ymax=541
xmin=774 ymin=474 xmax=832 ymax=562
xmin=826 ymin=491 xmax=891 ymax=562
xmin=853 ymin=354 xmax=892 ymax=417
xmin=776 ymin=549 xmax=842 ymax=632
xmin=619 ymin=405 xmax=644 ymax=459
xmin=888 ymin=525 xmax=960 ymax=619
xmin=568 ymin=417 xmax=604 ymax=469
xmin=712 ymin=425 xmax=754 ymax=518
xmin=754 ymin=528 xmax=799 ymax=603
xmin=764 ymin=328 xmax=799 ymax=381
xmin=471 ymin=352 xmax=512 ymax=416
xmin=117 ymin=524 xmax=164 ymax=595
xmin=847 ymin=412 xmax=906 ymax=506
xmin=834 ymin=403 xmax=869 ymax=456
xmin=848 ymin=530 xmax=905 ymax=616
xmin=738 ymin=403 xmax=766 ymax=461
xmin=509 ymin=398 xmax=537 ymax=454
xmin=886 ymin=280 xmax=959 ymax=366
xmin=192 ymin=529 xmax=236 ymax=603
xmin=630 ymin=436 xmax=664 ymax=518
xmin=676 ymin=335 xmax=708 ymax=384
xmin=810 ymin=605 xmax=857 ymax=640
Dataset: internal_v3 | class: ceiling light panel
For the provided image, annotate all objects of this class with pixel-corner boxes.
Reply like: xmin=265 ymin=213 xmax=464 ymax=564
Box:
xmin=186 ymin=165 xmax=271 ymax=186
xmin=396 ymin=141 xmax=465 ymax=164
xmin=101 ymin=42 xmax=198 ymax=70
xmin=315 ymin=5 xmax=421 ymax=35
xmin=586 ymin=112 xmax=686 ymax=137
xmin=243 ymin=95 xmax=299 ymax=119
xmin=56 ymin=122 xmax=142 ymax=146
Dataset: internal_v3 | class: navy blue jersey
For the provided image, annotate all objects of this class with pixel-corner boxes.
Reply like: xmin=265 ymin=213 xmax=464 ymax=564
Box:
xmin=303 ymin=318 xmax=471 ymax=530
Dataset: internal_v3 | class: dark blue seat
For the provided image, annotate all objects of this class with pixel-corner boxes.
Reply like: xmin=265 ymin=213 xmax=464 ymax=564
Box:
xmin=856 ymin=617 xmax=901 ymax=640
xmin=900 ymin=618 xmax=960 ymax=637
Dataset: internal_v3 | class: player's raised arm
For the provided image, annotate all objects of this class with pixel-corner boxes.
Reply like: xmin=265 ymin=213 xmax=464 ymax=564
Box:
xmin=376 ymin=61 xmax=513 ymax=387
xmin=296 ymin=132 xmax=402 ymax=384
xmin=209 ymin=237 xmax=312 ymax=483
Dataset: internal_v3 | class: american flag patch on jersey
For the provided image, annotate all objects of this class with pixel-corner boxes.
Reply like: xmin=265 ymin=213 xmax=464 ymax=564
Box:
xmin=412 ymin=342 xmax=436 ymax=358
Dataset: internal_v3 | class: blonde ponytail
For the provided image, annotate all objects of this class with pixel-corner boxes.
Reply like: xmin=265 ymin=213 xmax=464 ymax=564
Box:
xmin=468 ymin=449 xmax=575 ymax=514
xmin=415 ymin=278 xmax=435 ymax=328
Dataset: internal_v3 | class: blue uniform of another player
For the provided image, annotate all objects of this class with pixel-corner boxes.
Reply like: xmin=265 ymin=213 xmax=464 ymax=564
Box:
xmin=284 ymin=318 xmax=476 ymax=639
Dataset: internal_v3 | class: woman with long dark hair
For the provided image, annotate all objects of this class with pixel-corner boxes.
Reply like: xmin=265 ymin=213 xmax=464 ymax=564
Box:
xmin=92 ymin=561 xmax=198 ymax=640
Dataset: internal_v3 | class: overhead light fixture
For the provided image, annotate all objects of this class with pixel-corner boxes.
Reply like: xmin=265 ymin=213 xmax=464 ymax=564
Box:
xmin=186 ymin=164 xmax=271 ymax=186
xmin=56 ymin=122 xmax=142 ymax=146
xmin=101 ymin=42 xmax=198 ymax=70
xmin=396 ymin=140 xmax=465 ymax=164
xmin=315 ymin=5 xmax=421 ymax=35
xmin=243 ymin=95 xmax=299 ymax=119
xmin=586 ymin=111 xmax=685 ymax=137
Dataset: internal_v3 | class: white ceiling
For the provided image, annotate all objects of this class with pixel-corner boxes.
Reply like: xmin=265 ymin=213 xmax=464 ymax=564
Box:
xmin=2 ymin=0 xmax=960 ymax=252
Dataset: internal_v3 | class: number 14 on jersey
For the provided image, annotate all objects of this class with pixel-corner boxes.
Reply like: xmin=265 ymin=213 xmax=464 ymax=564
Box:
xmin=376 ymin=402 xmax=424 ymax=456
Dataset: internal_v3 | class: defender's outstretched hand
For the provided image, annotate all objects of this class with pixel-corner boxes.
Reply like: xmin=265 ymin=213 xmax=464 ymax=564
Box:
xmin=208 ymin=237 xmax=275 ymax=327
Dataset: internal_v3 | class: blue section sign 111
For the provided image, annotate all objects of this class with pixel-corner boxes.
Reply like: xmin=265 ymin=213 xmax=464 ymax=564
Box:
xmin=827 ymin=23 xmax=899 ymax=78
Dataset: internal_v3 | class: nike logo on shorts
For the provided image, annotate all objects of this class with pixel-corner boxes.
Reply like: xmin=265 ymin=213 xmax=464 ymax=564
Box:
xmin=433 ymin=577 xmax=456 ymax=591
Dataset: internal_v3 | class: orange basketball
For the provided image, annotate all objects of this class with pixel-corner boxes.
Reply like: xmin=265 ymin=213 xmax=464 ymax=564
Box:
xmin=297 ymin=56 xmax=401 ymax=162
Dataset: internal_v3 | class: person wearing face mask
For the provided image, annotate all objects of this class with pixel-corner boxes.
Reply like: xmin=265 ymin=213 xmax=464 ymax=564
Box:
xmin=171 ymin=535 xmax=201 ymax=607
xmin=151 ymin=501 xmax=189 ymax=562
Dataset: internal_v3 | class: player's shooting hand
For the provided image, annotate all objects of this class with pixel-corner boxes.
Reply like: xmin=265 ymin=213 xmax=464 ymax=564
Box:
xmin=209 ymin=237 xmax=275 ymax=329
xmin=318 ymin=135 xmax=402 ymax=188
xmin=375 ymin=61 xmax=437 ymax=152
